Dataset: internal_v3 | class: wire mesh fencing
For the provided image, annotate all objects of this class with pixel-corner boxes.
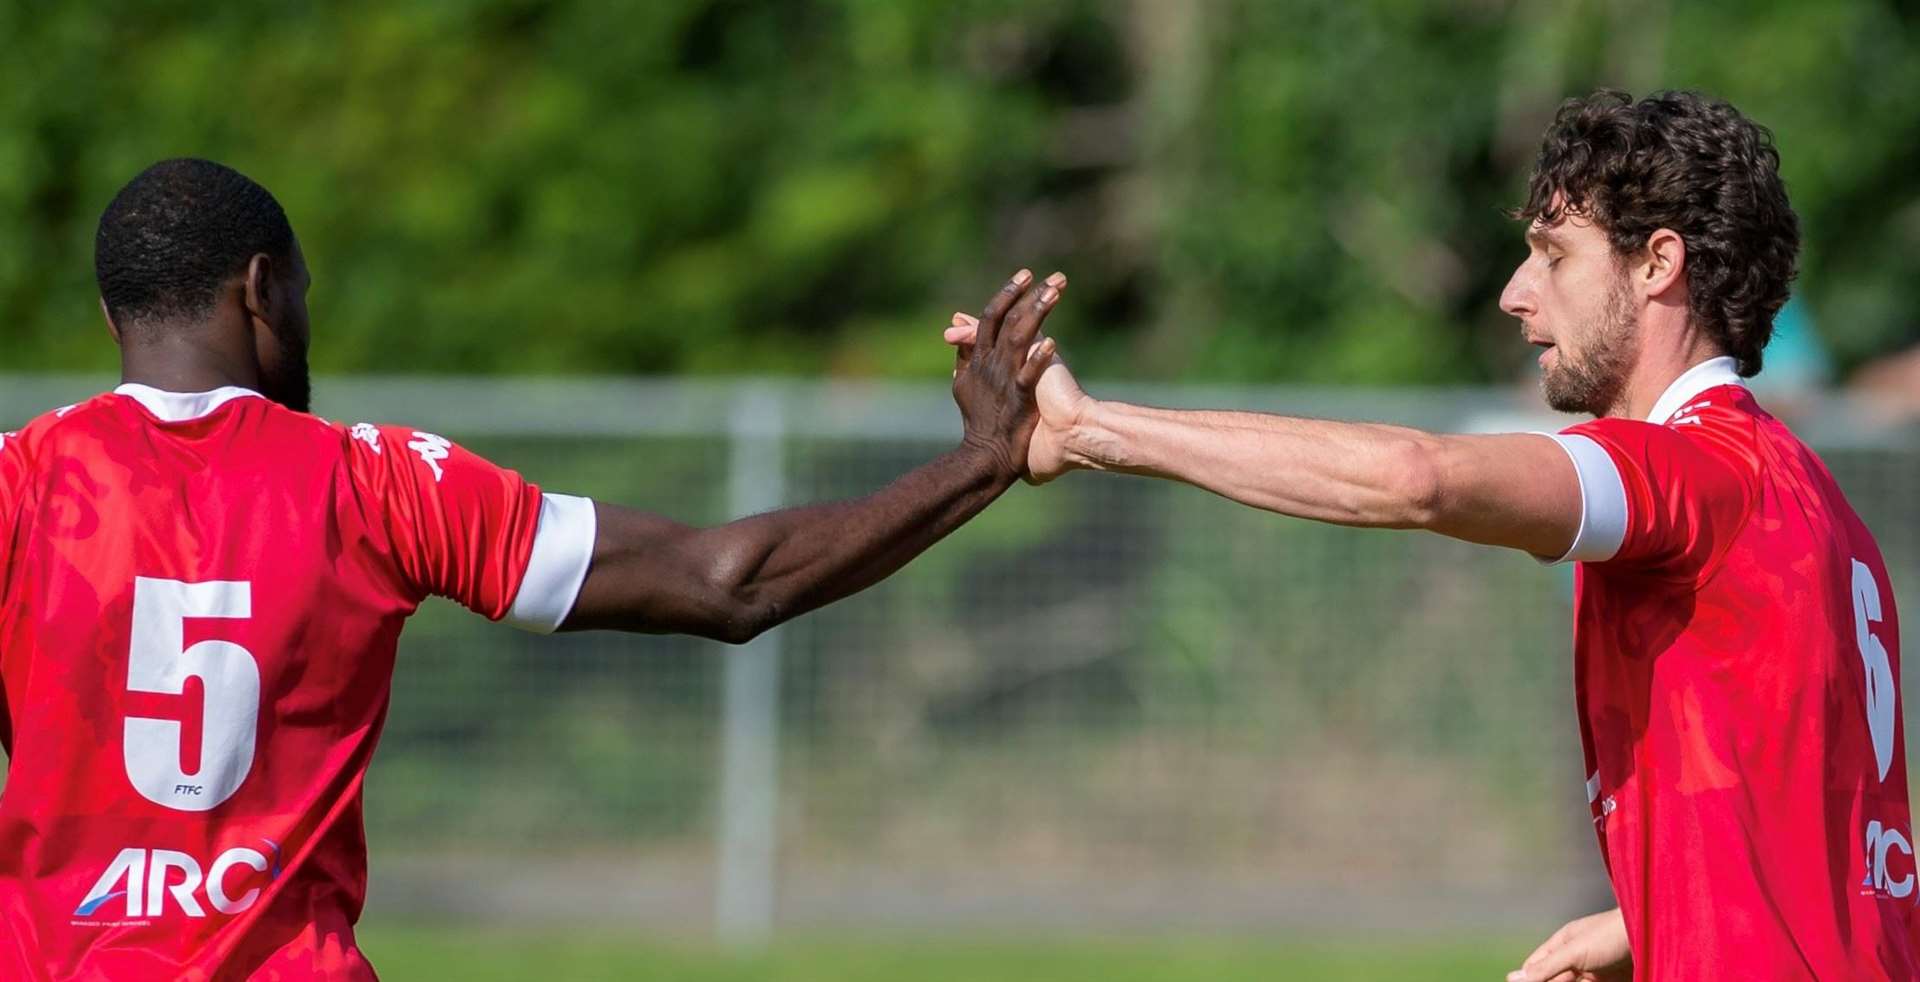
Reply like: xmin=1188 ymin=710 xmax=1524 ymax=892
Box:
xmin=4 ymin=375 xmax=1917 ymax=938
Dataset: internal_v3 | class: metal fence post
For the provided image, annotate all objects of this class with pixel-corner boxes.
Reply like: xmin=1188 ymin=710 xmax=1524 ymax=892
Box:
xmin=714 ymin=384 xmax=786 ymax=945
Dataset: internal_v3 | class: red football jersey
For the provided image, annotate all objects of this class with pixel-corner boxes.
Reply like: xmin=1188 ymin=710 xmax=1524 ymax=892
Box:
xmin=0 ymin=385 xmax=595 ymax=980
xmin=1545 ymin=358 xmax=1915 ymax=979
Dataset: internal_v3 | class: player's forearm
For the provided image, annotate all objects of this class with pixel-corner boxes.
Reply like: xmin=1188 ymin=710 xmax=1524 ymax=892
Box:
xmin=563 ymin=444 xmax=1014 ymax=642
xmin=701 ymin=442 xmax=1014 ymax=641
xmin=1064 ymin=401 xmax=1441 ymax=528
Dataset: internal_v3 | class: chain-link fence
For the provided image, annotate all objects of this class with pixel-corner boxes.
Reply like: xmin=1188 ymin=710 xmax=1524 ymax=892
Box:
xmin=4 ymin=376 xmax=1917 ymax=939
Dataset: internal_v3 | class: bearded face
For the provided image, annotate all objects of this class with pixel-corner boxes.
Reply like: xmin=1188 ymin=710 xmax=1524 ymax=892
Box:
xmin=1502 ymin=208 xmax=1645 ymax=420
xmin=1540 ymin=271 xmax=1637 ymax=417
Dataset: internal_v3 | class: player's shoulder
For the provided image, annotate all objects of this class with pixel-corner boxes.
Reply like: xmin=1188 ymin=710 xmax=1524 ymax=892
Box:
xmin=0 ymin=392 xmax=126 ymax=464
xmin=113 ymin=386 xmax=355 ymax=460
xmin=334 ymin=421 xmax=459 ymax=458
xmin=1653 ymin=382 xmax=1759 ymax=433
xmin=1660 ymin=384 xmax=1771 ymax=475
xmin=333 ymin=420 xmax=469 ymax=486
xmin=1566 ymin=384 xmax=1762 ymax=455
xmin=1557 ymin=385 xmax=1768 ymax=507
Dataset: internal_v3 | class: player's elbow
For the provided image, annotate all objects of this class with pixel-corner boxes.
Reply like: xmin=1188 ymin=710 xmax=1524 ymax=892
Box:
xmin=1385 ymin=436 xmax=1446 ymax=530
xmin=709 ymin=596 xmax=783 ymax=645
xmin=696 ymin=549 xmax=788 ymax=644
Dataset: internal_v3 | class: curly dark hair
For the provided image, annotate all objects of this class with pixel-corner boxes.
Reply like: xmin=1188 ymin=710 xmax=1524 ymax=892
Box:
xmin=95 ymin=158 xmax=293 ymax=330
xmin=1515 ymin=90 xmax=1799 ymax=377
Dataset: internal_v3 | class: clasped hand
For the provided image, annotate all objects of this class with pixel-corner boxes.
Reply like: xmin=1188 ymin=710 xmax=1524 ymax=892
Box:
xmin=946 ymin=273 xmax=1091 ymax=485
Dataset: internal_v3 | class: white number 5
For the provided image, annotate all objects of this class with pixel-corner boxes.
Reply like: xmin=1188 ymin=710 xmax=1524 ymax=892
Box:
xmin=126 ymin=578 xmax=260 ymax=812
xmin=1853 ymin=560 xmax=1896 ymax=783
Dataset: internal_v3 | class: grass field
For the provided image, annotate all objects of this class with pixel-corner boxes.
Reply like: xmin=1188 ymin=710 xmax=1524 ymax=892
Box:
xmin=356 ymin=928 xmax=1523 ymax=981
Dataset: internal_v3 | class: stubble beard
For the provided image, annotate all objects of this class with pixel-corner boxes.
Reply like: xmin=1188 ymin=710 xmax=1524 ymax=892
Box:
xmin=261 ymin=326 xmax=312 ymax=414
xmin=1542 ymin=278 xmax=1637 ymax=417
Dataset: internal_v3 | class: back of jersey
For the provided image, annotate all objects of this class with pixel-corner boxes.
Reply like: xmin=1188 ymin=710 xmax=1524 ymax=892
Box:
xmin=1560 ymin=376 xmax=1915 ymax=977
xmin=0 ymin=386 xmax=587 ymax=981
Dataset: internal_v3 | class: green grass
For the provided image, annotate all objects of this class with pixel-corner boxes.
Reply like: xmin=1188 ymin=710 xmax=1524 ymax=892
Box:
xmin=356 ymin=928 xmax=1522 ymax=981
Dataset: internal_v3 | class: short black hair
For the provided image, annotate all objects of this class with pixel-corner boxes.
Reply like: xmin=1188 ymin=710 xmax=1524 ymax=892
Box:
xmin=1516 ymin=90 xmax=1800 ymax=377
xmin=95 ymin=158 xmax=294 ymax=329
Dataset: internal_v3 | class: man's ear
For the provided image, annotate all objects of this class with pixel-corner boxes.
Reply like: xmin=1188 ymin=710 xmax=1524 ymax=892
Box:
xmin=100 ymin=298 xmax=122 ymax=345
xmin=1641 ymin=228 xmax=1686 ymax=298
xmin=242 ymin=253 xmax=275 ymax=323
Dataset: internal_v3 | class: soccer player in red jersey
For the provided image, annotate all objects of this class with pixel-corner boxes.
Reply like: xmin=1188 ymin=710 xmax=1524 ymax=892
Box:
xmin=950 ymin=90 xmax=1913 ymax=980
xmin=0 ymin=158 xmax=1064 ymax=980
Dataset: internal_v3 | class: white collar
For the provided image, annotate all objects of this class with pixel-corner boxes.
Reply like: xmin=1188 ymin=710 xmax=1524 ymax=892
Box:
xmin=1644 ymin=356 xmax=1744 ymax=424
xmin=113 ymin=383 xmax=264 ymax=423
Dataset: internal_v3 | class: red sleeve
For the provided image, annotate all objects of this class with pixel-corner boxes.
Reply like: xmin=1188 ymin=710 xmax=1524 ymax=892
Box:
xmin=0 ymin=429 xmax=24 ymax=571
xmin=0 ymin=430 xmax=22 ymax=748
xmin=344 ymin=423 xmax=544 ymax=620
xmin=1560 ymin=416 xmax=1755 ymax=576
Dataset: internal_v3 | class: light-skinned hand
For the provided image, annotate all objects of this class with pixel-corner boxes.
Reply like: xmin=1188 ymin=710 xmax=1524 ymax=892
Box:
xmin=1509 ymin=907 xmax=1631 ymax=982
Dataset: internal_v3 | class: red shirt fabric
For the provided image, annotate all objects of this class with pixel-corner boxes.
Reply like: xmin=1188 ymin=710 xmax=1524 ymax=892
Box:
xmin=0 ymin=386 xmax=582 ymax=980
xmin=1552 ymin=360 xmax=1915 ymax=979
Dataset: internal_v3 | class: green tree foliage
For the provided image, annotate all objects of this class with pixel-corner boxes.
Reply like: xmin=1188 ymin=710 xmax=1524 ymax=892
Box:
xmin=2 ymin=0 xmax=1915 ymax=381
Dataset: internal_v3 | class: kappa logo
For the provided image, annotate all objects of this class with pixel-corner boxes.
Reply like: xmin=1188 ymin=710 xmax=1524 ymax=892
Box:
xmin=74 ymin=840 xmax=283 ymax=921
xmin=407 ymin=431 xmax=452 ymax=482
xmin=1669 ymin=399 xmax=1712 ymax=427
xmin=350 ymin=422 xmax=383 ymax=455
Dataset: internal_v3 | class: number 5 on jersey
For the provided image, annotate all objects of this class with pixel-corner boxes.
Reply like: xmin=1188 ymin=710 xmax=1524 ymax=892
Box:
xmin=125 ymin=578 xmax=260 ymax=812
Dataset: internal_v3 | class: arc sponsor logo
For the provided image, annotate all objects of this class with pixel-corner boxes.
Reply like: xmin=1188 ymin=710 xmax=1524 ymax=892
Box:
xmin=1863 ymin=820 xmax=1915 ymax=901
xmin=73 ymin=839 xmax=282 ymax=921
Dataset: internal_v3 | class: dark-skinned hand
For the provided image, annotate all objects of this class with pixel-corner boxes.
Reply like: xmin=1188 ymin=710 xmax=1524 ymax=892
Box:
xmin=952 ymin=269 xmax=1066 ymax=481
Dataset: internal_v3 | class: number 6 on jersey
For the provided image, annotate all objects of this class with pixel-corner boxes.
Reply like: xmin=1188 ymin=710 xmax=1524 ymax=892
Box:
xmin=1853 ymin=559 xmax=1896 ymax=782
xmin=125 ymin=578 xmax=261 ymax=812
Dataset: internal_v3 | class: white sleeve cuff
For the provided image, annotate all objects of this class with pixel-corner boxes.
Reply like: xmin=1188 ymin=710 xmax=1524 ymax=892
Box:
xmin=506 ymin=493 xmax=597 ymax=633
xmin=1536 ymin=433 xmax=1628 ymax=565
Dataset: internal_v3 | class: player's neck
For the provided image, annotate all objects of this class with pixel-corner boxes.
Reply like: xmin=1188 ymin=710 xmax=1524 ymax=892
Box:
xmin=1609 ymin=332 xmax=1730 ymax=422
xmin=119 ymin=326 xmax=265 ymax=396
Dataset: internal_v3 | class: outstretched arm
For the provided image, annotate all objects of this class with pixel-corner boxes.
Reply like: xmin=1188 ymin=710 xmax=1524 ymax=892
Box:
xmin=561 ymin=272 xmax=1064 ymax=643
xmin=1064 ymin=401 xmax=1581 ymax=557
xmin=944 ymin=316 xmax=1582 ymax=559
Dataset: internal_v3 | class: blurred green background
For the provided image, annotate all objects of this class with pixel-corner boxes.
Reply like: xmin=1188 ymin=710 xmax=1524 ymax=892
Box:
xmin=6 ymin=2 xmax=1920 ymax=980
xmin=4 ymin=0 xmax=1916 ymax=382
xmin=355 ymin=929 xmax=1529 ymax=981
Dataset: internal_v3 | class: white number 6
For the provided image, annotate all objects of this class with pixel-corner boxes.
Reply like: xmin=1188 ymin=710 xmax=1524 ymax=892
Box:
xmin=1853 ymin=560 xmax=1896 ymax=783
xmin=125 ymin=578 xmax=260 ymax=812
